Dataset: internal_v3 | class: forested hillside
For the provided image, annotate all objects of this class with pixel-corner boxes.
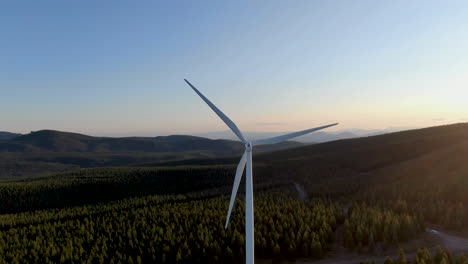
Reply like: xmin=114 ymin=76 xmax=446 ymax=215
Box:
xmin=0 ymin=130 xmax=303 ymax=179
xmin=0 ymin=123 xmax=467 ymax=263
xmin=254 ymin=123 xmax=468 ymax=230
xmin=0 ymin=167 xmax=427 ymax=263
xmin=0 ymin=132 xmax=21 ymax=141
xmin=4 ymin=130 xmax=244 ymax=153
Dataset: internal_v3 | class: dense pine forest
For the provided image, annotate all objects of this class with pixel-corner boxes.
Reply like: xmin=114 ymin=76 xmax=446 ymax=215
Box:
xmin=0 ymin=165 xmax=466 ymax=263
xmin=0 ymin=124 xmax=467 ymax=263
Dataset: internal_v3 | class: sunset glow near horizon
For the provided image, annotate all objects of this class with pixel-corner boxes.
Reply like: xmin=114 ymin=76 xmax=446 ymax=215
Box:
xmin=2 ymin=1 xmax=468 ymax=136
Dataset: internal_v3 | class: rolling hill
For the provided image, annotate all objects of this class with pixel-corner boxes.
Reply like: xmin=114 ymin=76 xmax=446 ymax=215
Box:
xmin=0 ymin=130 xmax=305 ymax=179
xmin=2 ymin=130 xmax=304 ymax=154
xmin=155 ymin=122 xmax=468 ymax=205
xmin=151 ymin=122 xmax=468 ymax=169
xmin=7 ymin=130 xmax=244 ymax=154
xmin=0 ymin=123 xmax=467 ymax=263
xmin=0 ymin=131 xmax=21 ymax=141
xmin=3 ymin=122 xmax=467 ymax=191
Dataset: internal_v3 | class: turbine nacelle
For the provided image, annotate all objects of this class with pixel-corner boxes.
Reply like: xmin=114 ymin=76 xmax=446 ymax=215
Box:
xmin=185 ymin=79 xmax=338 ymax=264
xmin=245 ymin=142 xmax=253 ymax=152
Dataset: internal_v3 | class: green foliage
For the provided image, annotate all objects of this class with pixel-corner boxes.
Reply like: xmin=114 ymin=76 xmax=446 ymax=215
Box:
xmin=0 ymin=192 xmax=341 ymax=263
xmin=362 ymin=179 xmax=468 ymax=230
xmin=396 ymin=248 xmax=407 ymax=264
xmin=415 ymin=247 xmax=433 ymax=264
xmin=384 ymin=256 xmax=395 ymax=264
xmin=2 ymin=120 xmax=468 ymax=264
xmin=0 ymin=167 xmax=236 ymax=214
xmin=343 ymin=203 xmax=423 ymax=249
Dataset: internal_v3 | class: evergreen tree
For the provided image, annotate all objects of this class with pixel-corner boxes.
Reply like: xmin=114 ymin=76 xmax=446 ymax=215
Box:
xmin=384 ymin=257 xmax=395 ymax=264
xmin=396 ymin=248 xmax=408 ymax=264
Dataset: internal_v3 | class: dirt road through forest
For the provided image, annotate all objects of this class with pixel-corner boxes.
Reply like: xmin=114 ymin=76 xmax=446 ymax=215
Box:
xmin=267 ymin=229 xmax=468 ymax=264
xmin=427 ymin=228 xmax=468 ymax=253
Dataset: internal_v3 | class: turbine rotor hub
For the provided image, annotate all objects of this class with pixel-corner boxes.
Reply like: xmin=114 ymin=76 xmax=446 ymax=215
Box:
xmin=245 ymin=142 xmax=252 ymax=152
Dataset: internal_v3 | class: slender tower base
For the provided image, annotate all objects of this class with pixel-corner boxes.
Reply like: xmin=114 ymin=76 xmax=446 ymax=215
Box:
xmin=245 ymin=148 xmax=254 ymax=264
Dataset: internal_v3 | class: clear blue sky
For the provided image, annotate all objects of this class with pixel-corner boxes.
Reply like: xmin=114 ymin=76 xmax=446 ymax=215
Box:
xmin=2 ymin=0 xmax=468 ymax=136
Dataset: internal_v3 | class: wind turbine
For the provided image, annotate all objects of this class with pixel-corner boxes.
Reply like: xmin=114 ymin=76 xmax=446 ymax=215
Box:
xmin=184 ymin=79 xmax=338 ymax=264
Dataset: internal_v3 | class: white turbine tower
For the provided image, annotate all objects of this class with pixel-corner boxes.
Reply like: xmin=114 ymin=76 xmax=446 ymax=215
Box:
xmin=185 ymin=79 xmax=338 ymax=264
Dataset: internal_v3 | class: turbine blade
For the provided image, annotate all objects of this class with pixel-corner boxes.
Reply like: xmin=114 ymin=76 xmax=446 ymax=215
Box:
xmin=185 ymin=79 xmax=248 ymax=143
xmin=225 ymin=151 xmax=247 ymax=228
xmin=252 ymin=123 xmax=338 ymax=145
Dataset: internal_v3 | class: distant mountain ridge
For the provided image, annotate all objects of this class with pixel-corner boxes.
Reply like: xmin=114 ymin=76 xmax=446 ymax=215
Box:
xmin=0 ymin=130 xmax=307 ymax=179
xmin=0 ymin=132 xmax=22 ymax=141
xmin=194 ymin=127 xmax=413 ymax=143
xmin=0 ymin=130 xmax=304 ymax=154
xmin=1 ymin=123 xmax=466 ymax=180
xmin=1 ymin=130 xmax=242 ymax=154
xmin=165 ymin=123 xmax=468 ymax=174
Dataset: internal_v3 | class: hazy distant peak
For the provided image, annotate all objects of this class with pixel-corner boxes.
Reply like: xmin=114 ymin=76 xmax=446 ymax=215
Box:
xmin=0 ymin=131 xmax=22 ymax=141
xmin=193 ymin=128 xmax=414 ymax=143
